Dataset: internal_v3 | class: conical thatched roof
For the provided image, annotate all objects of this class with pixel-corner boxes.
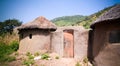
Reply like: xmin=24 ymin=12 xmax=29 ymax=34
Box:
xmin=18 ymin=16 xmax=57 ymax=31
xmin=91 ymin=4 xmax=120 ymax=28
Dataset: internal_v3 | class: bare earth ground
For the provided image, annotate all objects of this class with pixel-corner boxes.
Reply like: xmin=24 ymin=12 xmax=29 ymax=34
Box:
xmin=8 ymin=58 xmax=92 ymax=66
xmin=5 ymin=53 xmax=92 ymax=66
xmin=8 ymin=58 xmax=76 ymax=66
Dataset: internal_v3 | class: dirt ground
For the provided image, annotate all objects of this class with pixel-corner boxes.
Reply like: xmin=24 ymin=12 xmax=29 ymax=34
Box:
xmin=8 ymin=58 xmax=92 ymax=66
xmin=5 ymin=53 xmax=93 ymax=66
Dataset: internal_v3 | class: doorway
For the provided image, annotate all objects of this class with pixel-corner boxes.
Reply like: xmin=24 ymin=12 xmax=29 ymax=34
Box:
xmin=63 ymin=29 xmax=74 ymax=58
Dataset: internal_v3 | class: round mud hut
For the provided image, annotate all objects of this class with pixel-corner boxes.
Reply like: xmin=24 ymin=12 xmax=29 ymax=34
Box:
xmin=90 ymin=4 xmax=120 ymax=66
xmin=17 ymin=16 xmax=57 ymax=54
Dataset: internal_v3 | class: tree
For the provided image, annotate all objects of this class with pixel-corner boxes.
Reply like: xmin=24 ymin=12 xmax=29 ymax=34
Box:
xmin=0 ymin=19 xmax=22 ymax=36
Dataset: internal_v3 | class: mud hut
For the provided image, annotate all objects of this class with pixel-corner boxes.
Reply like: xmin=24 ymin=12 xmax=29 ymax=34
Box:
xmin=17 ymin=16 xmax=57 ymax=54
xmin=90 ymin=4 xmax=120 ymax=66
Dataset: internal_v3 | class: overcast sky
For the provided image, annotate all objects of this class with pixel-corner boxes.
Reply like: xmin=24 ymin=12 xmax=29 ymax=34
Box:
xmin=0 ymin=0 xmax=120 ymax=23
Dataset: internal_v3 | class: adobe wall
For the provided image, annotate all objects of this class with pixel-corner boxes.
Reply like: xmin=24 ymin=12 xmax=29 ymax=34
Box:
xmin=18 ymin=29 xmax=51 ymax=54
xmin=74 ymin=30 xmax=88 ymax=60
xmin=51 ymin=26 xmax=88 ymax=59
xmin=51 ymin=31 xmax=64 ymax=57
xmin=92 ymin=22 xmax=120 ymax=66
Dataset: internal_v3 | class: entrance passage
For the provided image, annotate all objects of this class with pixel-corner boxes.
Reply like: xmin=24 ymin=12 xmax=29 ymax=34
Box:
xmin=63 ymin=30 xmax=74 ymax=58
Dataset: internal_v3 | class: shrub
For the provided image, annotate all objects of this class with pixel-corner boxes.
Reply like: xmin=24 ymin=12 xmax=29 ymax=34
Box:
xmin=23 ymin=52 xmax=35 ymax=66
xmin=26 ymin=52 xmax=31 ymax=56
xmin=14 ymin=52 xmax=19 ymax=56
xmin=0 ymin=40 xmax=19 ymax=62
xmin=0 ymin=42 xmax=11 ymax=55
xmin=55 ymin=56 xmax=59 ymax=59
xmin=23 ymin=59 xmax=34 ymax=66
xmin=4 ymin=56 xmax=16 ymax=62
xmin=83 ymin=57 xmax=88 ymax=63
xmin=34 ymin=52 xmax=40 ymax=56
xmin=26 ymin=52 xmax=34 ymax=59
xmin=41 ymin=53 xmax=50 ymax=60
xmin=75 ymin=62 xmax=82 ymax=66
xmin=28 ymin=55 xmax=34 ymax=59
xmin=9 ymin=40 xmax=19 ymax=51
xmin=0 ymin=55 xmax=16 ymax=62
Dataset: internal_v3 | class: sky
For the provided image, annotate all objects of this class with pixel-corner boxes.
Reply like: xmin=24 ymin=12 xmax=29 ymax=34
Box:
xmin=0 ymin=0 xmax=120 ymax=23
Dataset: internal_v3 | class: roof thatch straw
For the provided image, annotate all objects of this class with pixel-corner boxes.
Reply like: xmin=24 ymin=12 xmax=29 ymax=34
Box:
xmin=91 ymin=4 xmax=120 ymax=28
xmin=17 ymin=16 xmax=57 ymax=31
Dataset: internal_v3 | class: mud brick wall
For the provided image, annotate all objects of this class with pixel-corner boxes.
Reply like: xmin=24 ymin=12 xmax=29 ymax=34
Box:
xmin=74 ymin=30 xmax=88 ymax=60
xmin=51 ymin=31 xmax=64 ymax=57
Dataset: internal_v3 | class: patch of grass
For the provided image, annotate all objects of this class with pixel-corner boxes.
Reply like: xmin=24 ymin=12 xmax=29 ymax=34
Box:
xmin=0 ymin=55 xmax=16 ymax=62
xmin=5 ymin=56 xmax=16 ymax=62
xmin=23 ymin=59 xmax=34 ymax=66
xmin=35 ymin=64 xmax=38 ymax=66
xmin=14 ymin=52 xmax=19 ymax=56
xmin=26 ymin=52 xmax=34 ymax=59
xmin=23 ymin=52 xmax=35 ymax=66
xmin=28 ymin=55 xmax=34 ymax=59
xmin=41 ymin=53 xmax=50 ymax=60
xmin=83 ymin=57 xmax=88 ymax=63
xmin=23 ymin=52 xmax=51 ymax=66
xmin=0 ymin=62 xmax=8 ymax=66
xmin=34 ymin=52 xmax=40 ymax=56
xmin=9 ymin=40 xmax=19 ymax=51
xmin=26 ymin=52 xmax=31 ymax=56
xmin=55 ymin=56 xmax=59 ymax=59
xmin=75 ymin=62 xmax=82 ymax=66
xmin=40 ymin=64 xmax=45 ymax=66
xmin=0 ymin=40 xmax=19 ymax=62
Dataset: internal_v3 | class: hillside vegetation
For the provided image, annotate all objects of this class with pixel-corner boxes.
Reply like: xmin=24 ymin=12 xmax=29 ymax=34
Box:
xmin=51 ymin=5 xmax=115 ymax=29
xmin=0 ymin=19 xmax=21 ymax=64
xmin=51 ymin=15 xmax=87 ymax=26
xmin=75 ymin=5 xmax=114 ymax=29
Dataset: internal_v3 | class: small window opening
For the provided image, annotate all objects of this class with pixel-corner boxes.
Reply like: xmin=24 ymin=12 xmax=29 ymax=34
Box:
xmin=29 ymin=34 xmax=32 ymax=39
xmin=109 ymin=31 xmax=120 ymax=43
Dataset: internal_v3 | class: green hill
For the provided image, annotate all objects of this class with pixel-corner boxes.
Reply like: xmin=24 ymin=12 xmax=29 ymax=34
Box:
xmin=51 ymin=4 xmax=115 ymax=29
xmin=75 ymin=5 xmax=114 ymax=29
xmin=51 ymin=15 xmax=87 ymax=26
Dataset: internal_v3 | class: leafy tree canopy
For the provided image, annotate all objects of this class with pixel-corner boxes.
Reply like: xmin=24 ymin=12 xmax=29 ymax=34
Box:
xmin=0 ymin=19 xmax=22 ymax=36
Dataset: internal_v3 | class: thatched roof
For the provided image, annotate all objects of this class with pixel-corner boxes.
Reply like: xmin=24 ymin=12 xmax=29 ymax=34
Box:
xmin=18 ymin=16 xmax=57 ymax=31
xmin=91 ymin=4 xmax=120 ymax=28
